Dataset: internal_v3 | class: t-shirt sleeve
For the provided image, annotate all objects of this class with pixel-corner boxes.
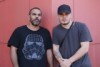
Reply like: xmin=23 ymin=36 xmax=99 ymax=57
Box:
xmin=46 ymin=31 xmax=52 ymax=49
xmin=52 ymin=28 xmax=60 ymax=45
xmin=7 ymin=28 xmax=20 ymax=48
xmin=79 ymin=23 xmax=93 ymax=42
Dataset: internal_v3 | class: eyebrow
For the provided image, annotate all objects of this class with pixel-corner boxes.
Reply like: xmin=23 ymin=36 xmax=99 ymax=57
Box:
xmin=32 ymin=13 xmax=42 ymax=15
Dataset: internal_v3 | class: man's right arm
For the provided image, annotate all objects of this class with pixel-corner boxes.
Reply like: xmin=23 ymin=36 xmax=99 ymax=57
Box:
xmin=53 ymin=44 xmax=64 ymax=63
xmin=10 ymin=46 xmax=19 ymax=67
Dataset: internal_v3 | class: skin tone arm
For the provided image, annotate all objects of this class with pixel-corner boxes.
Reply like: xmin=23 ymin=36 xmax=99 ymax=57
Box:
xmin=53 ymin=44 xmax=63 ymax=63
xmin=10 ymin=46 xmax=19 ymax=67
xmin=47 ymin=49 xmax=53 ymax=67
xmin=53 ymin=44 xmax=68 ymax=67
xmin=69 ymin=42 xmax=90 ymax=64
xmin=63 ymin=42 xmax=90 ymax=67
xmin=53 ymin=42 xmax=90 ymax=67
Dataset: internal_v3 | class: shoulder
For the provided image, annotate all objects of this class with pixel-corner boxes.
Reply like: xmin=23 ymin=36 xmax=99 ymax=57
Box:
xmin=13 ymin=25 xmax=26 ymax=33
xmin=40 ymin=26 xmax=50 ymax=34
xmin=75 ymin=21 xmax=87 ymax=27
xmin=74 ymin=21 xmax=88 ymax=29
xmin=74 ymin=21 xmax=89 ymax=32
xmin=53 ymin=24 xmax=61 ymax=32
xmin=15 ymin=25 xmax=26 ymax=31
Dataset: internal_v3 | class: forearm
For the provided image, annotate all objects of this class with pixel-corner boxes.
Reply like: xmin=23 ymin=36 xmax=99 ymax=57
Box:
xmin=55 ymin=51 xmax=63 ymax=62
xmin=69 ymin=45 xmax=89 ymax=63
xmin=53 ymin=45 xmax=63 ymax=63
xmin=11 ymin=46 xmax=19 ymax=67
xmin=47 ymin=49 xmax=53 ymax=67
xmin=53 ymin=48 xmax=72 ymax=67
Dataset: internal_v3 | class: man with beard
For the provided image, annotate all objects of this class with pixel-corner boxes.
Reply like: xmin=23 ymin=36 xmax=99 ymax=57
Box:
xmin=8 ymin=7 xmax=53 ymax=67
xmin=52 ymin=4 xmax=92 ymax=67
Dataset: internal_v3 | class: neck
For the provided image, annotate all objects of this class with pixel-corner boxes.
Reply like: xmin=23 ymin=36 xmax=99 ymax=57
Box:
xmin=61 ymin=21 xmax=73 ymax=29
xmin=27 ymin=24 xmax=40 ymax=31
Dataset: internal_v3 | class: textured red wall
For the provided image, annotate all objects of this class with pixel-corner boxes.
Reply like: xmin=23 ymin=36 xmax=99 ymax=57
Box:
xmin=0 ymin=0 xmax=100 ymax=67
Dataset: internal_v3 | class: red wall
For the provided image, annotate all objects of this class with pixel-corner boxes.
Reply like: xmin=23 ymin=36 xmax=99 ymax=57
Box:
xmin=0 ymin=0 xmax=100 ymax=67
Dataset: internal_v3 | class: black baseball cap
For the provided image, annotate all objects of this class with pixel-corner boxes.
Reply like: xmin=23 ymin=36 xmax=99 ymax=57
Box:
xmin=58 ymin=4 xmax=71 ymax=14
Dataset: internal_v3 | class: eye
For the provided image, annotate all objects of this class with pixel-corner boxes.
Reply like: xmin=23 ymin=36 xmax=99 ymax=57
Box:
xmin=32 ymin=13 xmax=36 ymax=16
xmin=38 ymin=14 xmax=42 ymax=16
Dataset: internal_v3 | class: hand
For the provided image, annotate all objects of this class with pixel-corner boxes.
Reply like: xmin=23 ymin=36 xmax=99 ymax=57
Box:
xmin=64 ymin=59 xmax=72 ymax=67
xmin=60 ymin=59 xmax=72 ymax=67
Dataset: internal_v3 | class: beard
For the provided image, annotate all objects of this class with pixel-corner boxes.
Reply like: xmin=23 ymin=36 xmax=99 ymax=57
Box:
xmin=30 ymin=18 xmax=41 ymax=26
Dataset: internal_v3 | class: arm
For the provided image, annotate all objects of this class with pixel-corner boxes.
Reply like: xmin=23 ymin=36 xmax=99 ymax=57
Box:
xmin=53 ymin=44 xmax=70 ymax=67
xmin=53 ymin=44 xmax=63 ymax=63
xmin=69 ymin=42 xmax=90 ymax=63
xmin=47 ymin=49 xmax=53 ymax=67
xmin=10 ymin=46 xmax=19 ymax=67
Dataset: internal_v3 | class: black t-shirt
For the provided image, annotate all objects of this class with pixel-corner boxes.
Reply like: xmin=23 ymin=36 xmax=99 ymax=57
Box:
xmin=52 ymin=22 xmax=92 ymax=67
xmin=8 ymin=25 xmax=52 ymax=67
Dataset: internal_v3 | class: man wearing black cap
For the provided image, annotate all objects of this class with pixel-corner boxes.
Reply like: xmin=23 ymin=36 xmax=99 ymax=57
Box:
xmin=53 ymin=4 xmax=92 ymax=67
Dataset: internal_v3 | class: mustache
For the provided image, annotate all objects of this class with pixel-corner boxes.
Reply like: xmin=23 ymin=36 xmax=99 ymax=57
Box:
xmin=35 ymin=17 xmax=39 ymax=20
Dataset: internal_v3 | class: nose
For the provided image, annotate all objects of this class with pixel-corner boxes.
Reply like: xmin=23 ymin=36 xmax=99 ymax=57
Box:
xmin=35 ymin=17 xmax=39 ymax=19
xmin=62 ymin=16 xmax=67 ymax=20
xmin=36 ymin=15 xmax=39 ymax=18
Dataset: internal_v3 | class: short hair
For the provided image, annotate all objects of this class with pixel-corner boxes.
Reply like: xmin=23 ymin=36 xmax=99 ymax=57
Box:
xmin=29 ymin=7 xmax=42 ymax=15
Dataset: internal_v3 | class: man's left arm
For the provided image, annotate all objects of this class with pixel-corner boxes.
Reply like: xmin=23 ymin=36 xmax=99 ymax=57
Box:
xmin=68 ymin=23 xmax=92 ymax=65
xmin=68 ymin=42 xmax=90 ymax=64
xmin=47 ymin=49 xmax=53 ymax=67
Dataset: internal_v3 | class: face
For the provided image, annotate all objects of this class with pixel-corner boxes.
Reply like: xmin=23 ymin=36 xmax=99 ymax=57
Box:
xmin=29 ymin=9 xmax=42 ymax=26
xmin=58 ymin=12 xmax=71 ymax=25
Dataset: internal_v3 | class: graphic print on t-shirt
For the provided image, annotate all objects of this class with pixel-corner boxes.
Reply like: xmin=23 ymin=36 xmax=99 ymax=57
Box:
xmin=22 ymin=34 xmax=45 ymax=60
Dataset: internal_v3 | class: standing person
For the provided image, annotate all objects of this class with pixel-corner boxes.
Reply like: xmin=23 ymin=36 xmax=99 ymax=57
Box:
xmin=53 ymin=4 xmax=92 ymax=67
xmin=8 ymin=7 xmax=53 ymax=67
